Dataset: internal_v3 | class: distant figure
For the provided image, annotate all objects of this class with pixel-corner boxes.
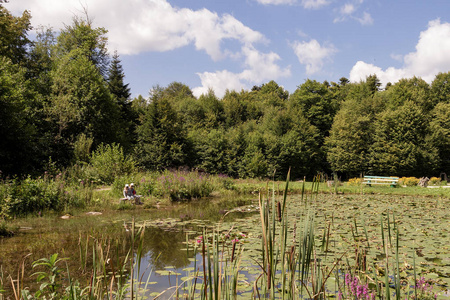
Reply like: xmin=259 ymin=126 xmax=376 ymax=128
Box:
xmin=130 ymin=183 xmax=143 ymax=204
xmin=123 ymin=184 xmax=130 ymax=199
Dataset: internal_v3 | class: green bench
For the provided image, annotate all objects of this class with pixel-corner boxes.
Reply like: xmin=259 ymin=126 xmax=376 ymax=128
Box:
xmin=363 ymin=176 xmax=399 ymax=187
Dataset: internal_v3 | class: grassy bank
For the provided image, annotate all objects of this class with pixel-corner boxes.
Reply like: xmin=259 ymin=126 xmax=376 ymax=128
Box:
xmin=1 ymin=171 xmax=449 ymax=238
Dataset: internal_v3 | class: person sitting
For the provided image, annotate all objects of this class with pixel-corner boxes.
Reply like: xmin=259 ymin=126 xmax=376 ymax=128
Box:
xmin=123 ymin=183 xmax=136 ymax=202
xmin=123 ymin=184 xmax=130 ymax=199
xmin=129 ymin=183 xmax=143 ymax=204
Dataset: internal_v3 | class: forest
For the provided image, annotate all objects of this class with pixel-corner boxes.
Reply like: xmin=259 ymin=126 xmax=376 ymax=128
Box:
xmin=1 ymin=5 xmax=449 ymax=181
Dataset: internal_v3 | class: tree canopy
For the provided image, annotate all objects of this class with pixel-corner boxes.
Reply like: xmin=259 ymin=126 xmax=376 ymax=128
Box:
xmin=0 ymin=5 xmax=449 ymax=180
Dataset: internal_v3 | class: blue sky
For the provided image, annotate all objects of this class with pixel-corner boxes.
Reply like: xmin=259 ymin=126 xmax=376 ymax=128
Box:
xmin=5 ymin=0 xmax=450 ymax=98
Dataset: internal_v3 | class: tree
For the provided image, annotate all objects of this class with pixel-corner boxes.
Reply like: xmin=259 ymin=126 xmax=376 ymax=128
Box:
xmin=193 ymin=128 xmax=229 ymax=174
xmin=0 ymin=6 xmax=32 ymax=65
xmin=369 ymin=102 xmax=439 ymax=176
xmin=431 ymin=72 xmax=450 ymax=105
xmin=326 ymin=79 xmax=386 ymax=177
xmin=222 ymin=90 xmax=248 ymax=128
xmin=0 ymin=57 xmax=37 ymax=175
xmin=107 ymin=51 xmax=135 ymax=149
xmin=55 ymin=15 xmax=109 ymax=75
xmin=136 ymin=96 xmax=191 ymax=170
xmin=289 ymin=79 xmax=339 ymax=140
xmin=198 ymin=89 xmax=224 ymax=128
xmin=429 ymin=102 xmax=450 ymax=174
xmin=48 ymin=51 xmax=121 ymax=163
xmin=385 ymin=77 xmax=432 ymax=112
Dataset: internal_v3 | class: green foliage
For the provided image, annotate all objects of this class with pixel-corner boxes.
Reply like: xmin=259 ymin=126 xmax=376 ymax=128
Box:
xmin=55 ymin=15 xmax=109 ymax=75
xmin=369 ymin=102 xmax=439 ymax=177
xmin=429 ymin=102 xmax=450 ymax=173
xmin=1 ymin=3 xmax=450 ymax=180
xmin=49 ymin=51 xmax=121 ymax=148
xmin=0 ymin=220 xmax=16 ymax=237
xmin=73 ymin=133 xmax=93 ymax=163
xmin=136 ymin=95 xmax=191 ymax=170
xmin=27 ymin=254 xmax=66 ymax=299
xmin=90 ymin=143 xmax=136 ymax=184
xmin=289 ymin=79 xmax=340 ymax=139
xmin=0 ymin=174 xmax=92 ymax=218
xmin=0 ymin=6 xmax=32 ymax=65
xmin=106 ymin=51 xmax=135 ymax=150
xmin=0 ymin=57 xmax=39 ymax=175
xmin=431 ymin=71 xmax=450 ymax=104
xmin=156 ymin=170 xmax=213 ymax=201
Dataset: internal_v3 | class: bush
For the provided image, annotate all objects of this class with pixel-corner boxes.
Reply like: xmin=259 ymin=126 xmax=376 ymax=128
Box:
xmin=0 ymin=175 xmax=92 ymax=218
xmin=399 ymin=177 xmax=420 ymax=187
xmin=347 ymin=177 xmax=362 ymax=186
xmin=156 ymin=170 xmax=213 ymax=201
xmin=0 ymin=221 xmax=16 ymax=237
xmin=90 ymin=143 xmax=136 ymax=184
xmin=429 ymin=177 xmax=441 ymax=185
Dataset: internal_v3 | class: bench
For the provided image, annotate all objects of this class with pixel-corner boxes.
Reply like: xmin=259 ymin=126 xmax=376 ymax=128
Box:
xmin=363 ymin=176 xmax=399 ymax=187
xmin=119 ymin=197 xmax=131 ymax=204
xmin=119 ymin=196 xmax=143 ymax=205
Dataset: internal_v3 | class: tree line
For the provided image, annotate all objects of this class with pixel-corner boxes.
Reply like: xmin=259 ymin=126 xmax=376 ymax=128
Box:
xmin=1 ymin=6 xmax=449 ymax=180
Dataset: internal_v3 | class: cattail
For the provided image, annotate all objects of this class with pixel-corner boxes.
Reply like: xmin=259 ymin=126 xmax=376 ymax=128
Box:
xmin=231 ymin=239 xmax=237 ymax=262
xmin=277 ymin=201 xmax=282 ymax=222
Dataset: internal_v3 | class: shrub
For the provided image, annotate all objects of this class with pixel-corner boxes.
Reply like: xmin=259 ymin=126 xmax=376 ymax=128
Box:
xmin=90 ymin=143 xmax=136 ymax=184
xmin=156 ymin=170 xmax=213 ymax=201
xmin=0 ymin=175 xmax=92 ymax=218
xmin=347 ymin=177 xmax=362 ymax=186
xmin=399 ymin=177 xmax=420 ymax=187
xmin=428 ymin=177 xmax=441 ymax=185
xmin=0 ymin=221 xmax=16 ymax=237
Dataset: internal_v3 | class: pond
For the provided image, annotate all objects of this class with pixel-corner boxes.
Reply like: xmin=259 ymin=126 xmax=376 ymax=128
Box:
xmin=1 ymin=192 xmax=449 ymax=299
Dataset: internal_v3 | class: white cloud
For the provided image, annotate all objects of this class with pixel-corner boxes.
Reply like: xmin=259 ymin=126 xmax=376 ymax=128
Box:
xmin=5 ymin=0 xmax=290 ymax=99
xmin=254 ymin=0 xmax=330 ymax=8
xmin=334 ymin=1 xmax=372 ymax=25
xmin=350 ymin=19 xmax=450 ymax=85
xmin=4 ymin=0 xmax=266 ymax=59
xmin=193 ymin=70 xmax=246 ymax=98
xmin=291 ymin=39 xmax=337 ymax=74
xmin=341 ymin=3 xmax=355 ymax=15
xmin=193 ymin=46 xmax=291 ymax=98
xmin=390 ymin=53 xmax=403 ymax=62
xmin=356 ymin=12 xmax=373 ymax=25
xmin=255 ymin=0 xmax=297 ymax=5
xmin=301 ymin=0 xmax=330 ymax=9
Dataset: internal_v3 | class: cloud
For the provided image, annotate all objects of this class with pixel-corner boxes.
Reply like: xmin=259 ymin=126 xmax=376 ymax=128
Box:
xmin=6 ymin=0 xmax=290 ymax=99
xmin=193 ymin=45 xmax=291 ymax=98
xmin=291 ymin=39 xmax=337 ymax=74
xmin=349 ymin=19 xmax=450 ymax=85
xmin=334 ymin=1 xmax=372 ymax=25
xmin=4 ymin=0 xmax=266 ymax=59
xmin=193 ymin=70 xmax=246 ymax=98
xmin=356 ymin=12 xmax=373 ymax=25
xmin=301 ymin=0 xmax=330 ymax=9
xmin=254 ymin=0 xmax=330 ymax=8
xmin=255 ymin=0 xmax=297 ymax=5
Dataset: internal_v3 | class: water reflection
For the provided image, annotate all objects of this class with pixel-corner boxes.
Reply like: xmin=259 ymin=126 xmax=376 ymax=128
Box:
xmin=0 ymin=196 xmax=257 ymax=297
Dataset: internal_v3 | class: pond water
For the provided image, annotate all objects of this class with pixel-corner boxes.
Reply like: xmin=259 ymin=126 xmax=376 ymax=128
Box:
xmin=0 ymin=196 xmax=257 ymax=298
xmin=1 ymin=193 xmax=450 ymax=299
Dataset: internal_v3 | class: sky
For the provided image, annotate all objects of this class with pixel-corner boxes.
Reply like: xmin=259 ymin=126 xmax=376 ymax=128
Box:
xmin=5 ymin=0 xmax=450 ymax=98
